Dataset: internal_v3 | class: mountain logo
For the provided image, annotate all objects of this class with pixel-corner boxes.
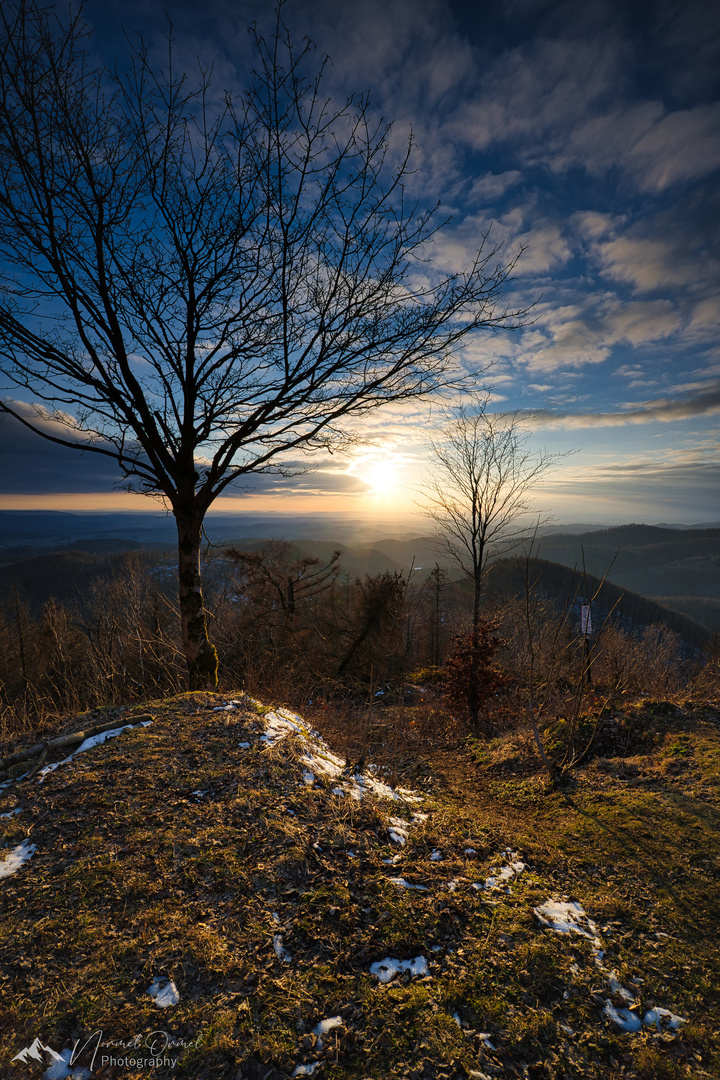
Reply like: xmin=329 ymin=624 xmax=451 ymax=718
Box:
xmin=11 ymin=1037 xmax=64 ymax=1065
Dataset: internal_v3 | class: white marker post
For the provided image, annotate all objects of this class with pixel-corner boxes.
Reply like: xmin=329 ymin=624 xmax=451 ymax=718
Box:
xmin=581 ymin=603 xmax=592 ymax=688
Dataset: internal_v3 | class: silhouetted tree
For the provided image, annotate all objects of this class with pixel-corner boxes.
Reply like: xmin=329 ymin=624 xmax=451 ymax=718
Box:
xmin=0 ymin=3 xmax=526 ymax=688
xmin=420 ymin=403 xmax=560 ymax=725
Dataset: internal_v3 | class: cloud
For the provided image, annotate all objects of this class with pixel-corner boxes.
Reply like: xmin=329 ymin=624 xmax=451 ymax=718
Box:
xmin=542 ymin=452 xmax=720 ymax=523
xmin=525 ymin=379 xmax=720 ymax=428
xmin=0 ymin=405 xmax=125 ymax=494
xmin=520 ymin=296 xmax=682 ymax=372
xmin=468 ymin=171 xmax=523 ymax=203
xmin=556 ymin=101 xmax=720 ymax=192
xmin=452 ymin=34 xmax=625 ymax=153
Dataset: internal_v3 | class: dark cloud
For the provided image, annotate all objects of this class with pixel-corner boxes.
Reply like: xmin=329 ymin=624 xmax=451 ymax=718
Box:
xmin=0 ymin=409 xmax=125 ymax=494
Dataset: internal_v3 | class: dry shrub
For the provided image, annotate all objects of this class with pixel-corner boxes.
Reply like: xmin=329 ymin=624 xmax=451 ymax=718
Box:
xmin=442 ymin=620 xmax=510 ymax=735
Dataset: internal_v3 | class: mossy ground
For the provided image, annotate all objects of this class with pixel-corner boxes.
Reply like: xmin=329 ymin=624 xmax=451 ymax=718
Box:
xmin=0 ymin=692 xmax=719 ymax=1079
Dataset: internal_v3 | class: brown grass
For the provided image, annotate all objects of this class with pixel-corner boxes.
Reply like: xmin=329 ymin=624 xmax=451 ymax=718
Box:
xmin=0 ymin=692 xmax=719 ymax=1079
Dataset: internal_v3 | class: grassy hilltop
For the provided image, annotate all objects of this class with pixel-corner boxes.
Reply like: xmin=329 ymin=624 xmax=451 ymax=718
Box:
xmin=1 ymin=691 xmax=719 ymax=1080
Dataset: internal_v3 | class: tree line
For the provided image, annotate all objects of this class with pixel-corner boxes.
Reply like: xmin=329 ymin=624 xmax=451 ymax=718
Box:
xmin=0 ymin=543 xmax=708 ymax=751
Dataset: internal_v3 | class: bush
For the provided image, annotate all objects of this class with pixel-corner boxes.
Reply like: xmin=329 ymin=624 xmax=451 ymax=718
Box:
xmin=442 ymin=620 xmax=509 ymax=734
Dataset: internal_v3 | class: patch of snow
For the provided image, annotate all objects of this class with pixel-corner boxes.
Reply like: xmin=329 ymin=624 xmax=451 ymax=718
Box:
xmin=388 ymin=877 xmax=429 ymax=891
xmin=451 ymin=1011 xmax=461 ymax=1027
xmin=43 ymin=1048 xmax=91 ymax=1080
xmin=464 ymin=847 xmax=476 ymax=855
xmin=302 ymin=771 xmax=315 ymax=786
xmin=603 ymin=1000 xmax=641 ymax=1032
xmin=192 ymin=789 xmax=209 ymax=797
xmin=39 ymin=720 xmax=152 ymax=779
xmin=477 ymin=1034 xmax=496 ymax=1049
xmin=301 ymin=750 xmax=343 ymax=780
xmin=388 ymin=817 xmax=410 ymax=845
xmin=412 ymin=811 xmax=428 ymax=823
xmin=369 ymin=955 xmax=429 ymax=983
xmin=238 ymin=741 xmax=251 ymax=749
xmin=291 ymin=1065 xmax=319 ymax=1078
xmin=478 ymin=850 xmax=526 ymax=891
xmin=446 ymin=878 xmax=463 ymax=891
xmin=534 ymin=900 xmax=601 ymax=947
xmin=147 ymin=977 xmax=180 ymax=1008
xmin=430 ymin=850 xmax=442 ymax=861
xmin=256 ymin=704 xmax=423 ymax=802
xmin=0 ymin=840 xmax=36 ymax=879
xmin=313 ymin=1016 xmax=342 ymax=1049
xmin=607 ymin=970 xmax=635 ymax=1003
xmin=381 ymin=854 xmax=403 ymax=865
xmin=274 ymin=934 xmax=291 ymax=963
xmin=0 ymin=808 xmax=21 ymax=819
xmin=643 ymin=1007 xmax=686 ymax=1031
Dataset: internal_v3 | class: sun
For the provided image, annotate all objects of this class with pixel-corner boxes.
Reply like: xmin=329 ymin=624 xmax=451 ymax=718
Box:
xmin=349 ymin=451 xmax=404 ymax=499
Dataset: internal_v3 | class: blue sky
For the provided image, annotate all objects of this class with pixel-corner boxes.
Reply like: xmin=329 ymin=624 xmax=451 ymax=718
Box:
xmin=0 ymin=0 xmax=718 ymax=525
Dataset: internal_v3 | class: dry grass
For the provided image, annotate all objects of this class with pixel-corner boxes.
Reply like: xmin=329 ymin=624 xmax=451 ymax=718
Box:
xmin=0 ymin=692 xmax=719 ymax=1079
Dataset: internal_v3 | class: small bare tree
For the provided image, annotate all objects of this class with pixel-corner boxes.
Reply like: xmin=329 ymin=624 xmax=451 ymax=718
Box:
xmin=0 ymin=2 xmax=527 ymax=689
xmin=419 ymin=402 xmax=561 ymax=726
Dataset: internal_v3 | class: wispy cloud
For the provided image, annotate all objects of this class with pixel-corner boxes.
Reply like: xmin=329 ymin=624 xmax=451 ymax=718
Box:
xmin=526 ymin=379 xmax=720 ymax=428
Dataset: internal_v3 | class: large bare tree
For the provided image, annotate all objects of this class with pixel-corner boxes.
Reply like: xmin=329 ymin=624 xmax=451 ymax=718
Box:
xmin=0 ymin=2 xmax=526 ymax=689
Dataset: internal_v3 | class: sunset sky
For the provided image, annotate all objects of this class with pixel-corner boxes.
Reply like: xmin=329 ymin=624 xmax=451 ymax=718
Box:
xmin=0 ymin=0 xmax=718 ymax=527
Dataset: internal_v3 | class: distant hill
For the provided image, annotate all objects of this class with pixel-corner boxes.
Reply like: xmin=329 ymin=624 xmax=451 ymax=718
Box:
xmin=2 ymin=516 xmax=718 ymax=637
xmin=534 ymin=525 xmax=720 ymax=631
xmin=483 ymin=557 xmax=711 ymax=655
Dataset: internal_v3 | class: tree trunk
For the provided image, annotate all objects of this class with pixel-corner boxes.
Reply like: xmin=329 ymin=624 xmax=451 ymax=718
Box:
xmin=175 ymin=509 xmax=218 ymax=691
xmin=468 ymin=569 xmax=483 ymax=728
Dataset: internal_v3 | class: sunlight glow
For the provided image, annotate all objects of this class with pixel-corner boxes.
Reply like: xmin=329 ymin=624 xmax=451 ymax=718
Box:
xmin=348 ymin=450 xmax=408 ymax=499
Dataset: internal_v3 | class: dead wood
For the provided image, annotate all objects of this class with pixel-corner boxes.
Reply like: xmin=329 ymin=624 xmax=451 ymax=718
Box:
xmin=0 ymin=714 xmax=154 ymax=774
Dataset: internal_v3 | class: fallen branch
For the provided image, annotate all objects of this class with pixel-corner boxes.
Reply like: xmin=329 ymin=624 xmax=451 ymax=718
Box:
xmin=0 ymin=714 xmax=154 ymax=774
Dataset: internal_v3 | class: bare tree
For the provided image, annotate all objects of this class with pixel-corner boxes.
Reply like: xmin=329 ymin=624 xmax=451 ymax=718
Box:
xmin=419 ymin=403 xmax=561 ymax=726
xmin=0 ymin=2 xmax=527 ymax=689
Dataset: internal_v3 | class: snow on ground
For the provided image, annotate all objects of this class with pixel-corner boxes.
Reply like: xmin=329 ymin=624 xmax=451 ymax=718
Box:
xmin=238 ymin=703 xmax=421 ymax=803
xmin=388 ymin=877 xmax=429 ymax=891
xmin=474 ymin=850 xmax=526 ymax=892
xmin=369 ymin=956 xmax=429 ymax=983
xmin=147 ymin=977 xmax=179 ymax=1007
xmin=644 ymin=1007 xmax=686 ymax=1031
xmin=603 ymin=1001 xmax=642 ymax=1033
xmin=273 ymin=935 xmax=292 ymax=963
xmin=39 ymin=721 xmax=153 ymax=780
xmin=312 ymin=1016 xmax=343 ymax=1049
xmin=536 ymin=897 xmax=685 ymax=1034
xmin=0 ymin=808 xmax=21 ymax=819
xmin=291 ymin=1064 xmax=319 ymax=1077
xmin=42 ymin=1048 xmax=91 ymax=1080
xmin=534 ymin=900 xmax=602 ymax=946
xmin=0 ymin=840 xmax=36 ymax=879
xmin=388 ymin=819 xmax=409 ymax=845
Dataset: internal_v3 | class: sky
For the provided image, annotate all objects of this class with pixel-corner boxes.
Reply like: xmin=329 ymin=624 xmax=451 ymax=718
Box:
xmin=0 ymin=0 xmax=719 ymax=527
